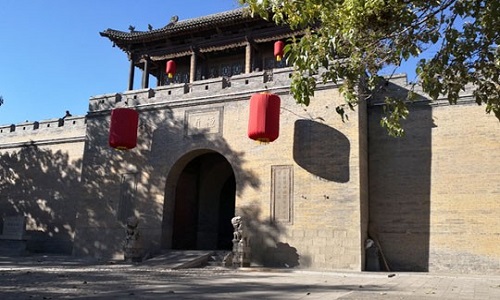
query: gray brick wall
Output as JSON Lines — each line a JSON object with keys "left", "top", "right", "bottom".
{"left": 73, "top": 70, "right": 367, "bottom": 270}
{"left": 1, "top": 71, "right": 498, "bottom": 274}
{"left": 0, "top": 116, "right": 86, "bottom": 254}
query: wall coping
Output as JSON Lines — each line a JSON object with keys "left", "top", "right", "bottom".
{"left": 0, "top": 116, "right": 86, "bottom": 136}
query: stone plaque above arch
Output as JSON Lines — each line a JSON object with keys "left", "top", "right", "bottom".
{"left": 184, "top": 107, "right": 224, "bottom": 136}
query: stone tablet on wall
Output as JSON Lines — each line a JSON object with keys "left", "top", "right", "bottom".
{"left": 1, "top": 216, "right": 26, "bottom": 240}
{"left": 271, "top": 165, "right": 293, "bottom": 224}
{"left": 118, "top": 173, "right": 137, "bottom": 224}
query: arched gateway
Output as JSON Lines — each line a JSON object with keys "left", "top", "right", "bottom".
{"left": 162, "top": 150, "right": 235, "bottom": 251}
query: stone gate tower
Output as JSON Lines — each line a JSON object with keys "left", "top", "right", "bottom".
{"left": 73, "top": 8, "right": 369, "bottom": 269}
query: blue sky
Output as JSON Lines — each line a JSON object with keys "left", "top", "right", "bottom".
{"left": 0, "top": 0, "right": 427, "bottom": 126}
{"left": 0, "top": 0, "right": 240, "bottom": 125}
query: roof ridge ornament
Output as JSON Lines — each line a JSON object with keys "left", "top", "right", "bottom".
{"left": 164, "top": 15, "right": 179, "bottom": 28}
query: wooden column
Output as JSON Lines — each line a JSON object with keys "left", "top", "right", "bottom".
{"left": 245, "top": 41, "right": 252, "bottom": 74}
{"left": 141, "top": 56, "right": 150, "bottom": 89}
{"left": 157, "top": 69, "right": 162, "bottom": 87}
{"left": 190, "top": 52, "right": 196, "bottom": 83}
{"left": 128, "top": 55, "right": 135, "bottom": 91}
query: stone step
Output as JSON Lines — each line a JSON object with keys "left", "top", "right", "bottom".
{"left": 143, "top": 250, "right": 215, "bottom": 269}
{"left": 206, "top": 251, "right": 232, "bottom": 267}
{"left": 0, "top": 239, "right": 28, "bottom": 256}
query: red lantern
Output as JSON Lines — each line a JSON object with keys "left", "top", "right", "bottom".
{"left": 109, "top": 108, "right": 139, "bottom": 150}
{"left": 248, "top": 93, "right": 281, "bottom": 143}
{"left": 274, "top": 41, "right": 285, "bottom": 62}
{"left": 166, "top": 60, "right": 176, "bottom": 78}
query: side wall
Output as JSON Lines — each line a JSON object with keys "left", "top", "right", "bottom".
{"left": 0, "top": 117, "right": 86, "bottom": 253}
{"left": 369, "top": 76, "right": 500, "bottom": 274}
{"left": 428, "top": 102, "right": 499, "bottom": 273}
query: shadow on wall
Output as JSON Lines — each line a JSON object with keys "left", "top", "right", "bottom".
{"left": 0, "top": 102, "right": 261, "bottom": 258}
{"left": 72, "top": 108, "right": 179, "bottom": 257}
{"left": 0, "top": 145, "right": 82, "bottom": 254}
{"left": 149, "top": 106, "right": 261, "bottom": 251}
{"left": 75, "top": 104, "right": 261, "bottom": 258}
{"left": 150, "top": 116, "right": 261, "bottom": 197}
{"left": 368, "top": 82, "right": 435, "bottom": 271}
{"left": 238, "top": 204, "right": 306, "bottom": 268}
{"left": 293, "top": 120, "right": 350, "bottom": 183}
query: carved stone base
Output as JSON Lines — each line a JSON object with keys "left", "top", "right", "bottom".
{"left": 124, "top": 245, "right": 143, "bottom": 262}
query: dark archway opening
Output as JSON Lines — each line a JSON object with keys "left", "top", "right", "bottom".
{"left": 172, "top": 152, "right": 235, "bottom": 250}
{"left": 217, "top": 174, "right": 236, "bottom": 249}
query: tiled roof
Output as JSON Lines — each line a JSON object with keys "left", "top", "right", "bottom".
{"left": 100, "top": 8, "right": 254, "bottom": 42}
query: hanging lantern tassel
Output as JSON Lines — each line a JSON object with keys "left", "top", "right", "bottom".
{"left": 166, "top": 60, "right": 177, "bottom": 79}
{"left": 248, "top": 93, "right": 281, "bottom": 143}
{"left": 274, "top": 40, "right": 285, "bottom": 62}
{"left": 109, "top": 108, "right": 139, "bottom": 150}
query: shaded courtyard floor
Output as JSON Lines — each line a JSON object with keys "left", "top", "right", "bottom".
{"left": 1, "top": 255, "right": 499, "bottom": 299}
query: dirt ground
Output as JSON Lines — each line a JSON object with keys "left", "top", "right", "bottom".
{"left": 1, "top": 256, "right": 499, "bottom": 299}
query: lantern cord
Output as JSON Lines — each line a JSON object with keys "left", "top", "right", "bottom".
{"left": 280, "top": 106, "right": 317, "bottom": 120}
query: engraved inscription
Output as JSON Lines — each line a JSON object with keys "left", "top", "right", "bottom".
{"left": 185, "top": 108, "right": 223, "bottom": 136}
{"left": 271, "top": 165, "right": 293, "bottom": 223}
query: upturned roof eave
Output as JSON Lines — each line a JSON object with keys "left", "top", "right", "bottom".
{"left": 99, "top": 7, "right": 256, "bottom": 45}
